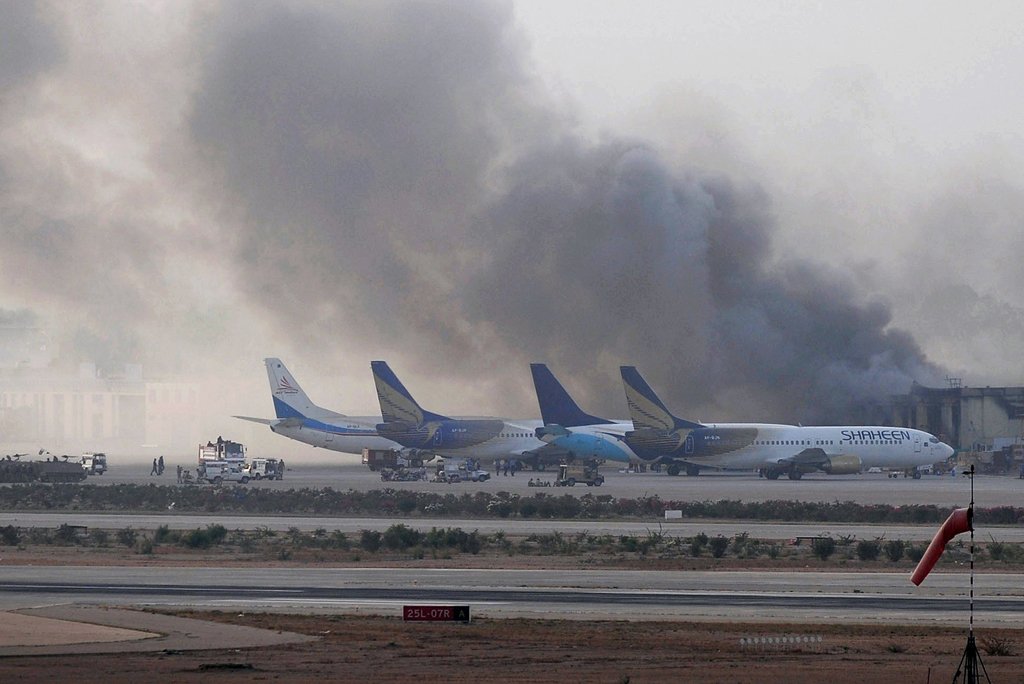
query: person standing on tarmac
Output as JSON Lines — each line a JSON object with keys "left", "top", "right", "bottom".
{"left": 150, "top": 458, "right": 158, "bottom": 476}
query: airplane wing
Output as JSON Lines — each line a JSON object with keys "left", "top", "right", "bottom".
{"left": 769, "top": 448, "right": 829, "bottom": 469}
{"left": 233, "top": 415, "right": 304, "bottom": 428}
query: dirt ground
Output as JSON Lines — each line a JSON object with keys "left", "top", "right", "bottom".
{"left": 0, "top": 612, "right": 1021, "bottom": 683}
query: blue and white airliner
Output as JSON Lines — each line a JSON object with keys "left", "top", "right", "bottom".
{"left": 530, "top": 363, "right": 638, "bottom": 465}
{"left": 621, "top": 366, "right": 955, "bottom": 479}
{"left": 234, "top": 358, "right": 399, "bottom": 453}
{"left": 371, "top": 360, "right": 547, "bottom": 461}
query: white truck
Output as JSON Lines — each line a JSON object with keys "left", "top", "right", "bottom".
{"left": 197, "top": 460, "right": 250, "bottom": 485}
{"left": 434, "top": 459, "right": 491, "bottom": 483}
{"left": 198, "top": 437, "right": 245, "bottom": 465}
{"left": 243, "top": 458, "right": 285, "bottom": 481}
{"left": 80, "top": 452, "right": 107, "bottom": 475}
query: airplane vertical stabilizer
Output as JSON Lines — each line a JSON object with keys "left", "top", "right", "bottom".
{"left": 264, "top": 358, "right": 337, "bottom": 420}
{"left": 531, "top": 363, "right": 613, "bottom": 427}
{"left": 371, "top": 361, "right": 449, "bottom": 424}
{"left": 620, "top": 366, "right": 703, "bottom": 431}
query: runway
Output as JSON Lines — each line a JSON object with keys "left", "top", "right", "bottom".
{"left": 0, "top": 567, "right": 1020, "bottom": 626}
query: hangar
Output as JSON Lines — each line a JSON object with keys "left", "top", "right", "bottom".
{"left": 890, "top": 379, "right": 1024, "bottom": 472}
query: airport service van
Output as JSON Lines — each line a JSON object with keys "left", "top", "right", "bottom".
{"left": 243, "top": 458, "right": 285, "bottom": 481}
{"left": 197, "top": 461, "right": 250, "bottom": 485}
{"left": 80, "top": 452, "right": 107, "bottom": 475}
{"left": 434, "top": 459, "right": 491, "bottom": 483}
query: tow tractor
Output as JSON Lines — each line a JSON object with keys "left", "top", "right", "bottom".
{"left": 555, "top": 462, "right": 604, "bottom": 487}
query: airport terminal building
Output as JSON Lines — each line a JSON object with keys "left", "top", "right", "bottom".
{"left": 890, "top": 381, "right": 1024, "bottom": 470}
{"left": 0, "top": 328, "right": 200, "bottom": 454}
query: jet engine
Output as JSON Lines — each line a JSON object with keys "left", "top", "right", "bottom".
{"left": 822, "top": 454, "right": 862, "bottom": 475}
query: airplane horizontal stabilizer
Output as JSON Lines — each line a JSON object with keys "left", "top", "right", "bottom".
{"left": 233, "top": 415, "right": 277, "bottom": 425}
{"left": 233, "top": 415, "right": 304, "bottom": 428}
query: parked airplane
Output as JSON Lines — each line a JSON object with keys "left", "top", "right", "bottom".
{"left": 234, "top": 358, "right": 399, "bottom": 454}
{"left": 620, "top": 366, "right": 954, "bottom": 479}
{"left": 371, "top": 360, "right": 546, "bottom": 461}
{"left": 530, "top": 363, "right": 638, "bottom": 465}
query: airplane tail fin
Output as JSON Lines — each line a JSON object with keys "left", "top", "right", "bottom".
{"left": 264, "top": 358, "right": 336, "bottom": 420}
{"left": 371, "top": 361, "right": 449, "bottom": 425}
{"left": 620, "top": 366, "right": 703, "bottom": 431}
{"left": 530, "top": 364, "right": 612, "bottom": 427}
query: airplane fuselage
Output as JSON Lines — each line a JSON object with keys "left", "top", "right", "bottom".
{"left": 270, "top": 415, "right": 399, "bottom": 454}
{"left": 376, "top": 418, "right": 545, "bottom": 460}
{"left": 535, "top": 422, "right": 639, "bottom": 464}
{"left": 628, "top": 423, "right": 951, "bottom": 472}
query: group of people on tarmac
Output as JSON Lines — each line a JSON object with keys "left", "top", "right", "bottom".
{"left": 149, "top": 455, "right": 165, "bottom": 476}
{"left": 495, "top": 458, "right": 520, "bottom": 477}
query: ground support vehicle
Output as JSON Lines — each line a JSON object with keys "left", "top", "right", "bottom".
{"left": 196, "top": 461, "right": 250, "bottom": 485}
{"left": 433, "top": 459, "right": 491, "bottom": 483}
{"left": 198, "top": 437, "right": 245, "bottom": 465}
{"left": 243, "top": 458, "right": 284, "bottom": 480}
{"left": 555, "top": 463, "right": 604, "bottom": 487}
{"left": 362, "top": 448, "right": 427, "bottom": 471}
{"left": 80, "top": 452, "right": 107, "bottom": 475}
{"left": 381, "top": 467, "right": 428, "bottom": 482}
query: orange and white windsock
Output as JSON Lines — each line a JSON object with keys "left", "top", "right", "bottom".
{"left": 910, "top": 507, "right": 973, "bottom": 586}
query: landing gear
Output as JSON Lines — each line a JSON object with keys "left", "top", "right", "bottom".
{"left": 685, "top": 464, "right": 700, "bottom": 477}
{"left": 787, "top": 469, "right": 803, "bottom": 480}
{"left": 666, "top": 463, "right": 681, "bottom": 476}
{"left": 764, "top": 468, "right": 782, "bottom": 480}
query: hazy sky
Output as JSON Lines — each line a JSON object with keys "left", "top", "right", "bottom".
{"left": 2, "top": 1, "right": 1023, "bottom": 452}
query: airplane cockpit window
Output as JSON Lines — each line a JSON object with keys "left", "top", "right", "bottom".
{"left": 929, "top": 436, "right": 939, "bottom": 444}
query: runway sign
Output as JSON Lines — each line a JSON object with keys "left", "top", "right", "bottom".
{"left": 403, "top": 605, "right": 471, "bottom": 622}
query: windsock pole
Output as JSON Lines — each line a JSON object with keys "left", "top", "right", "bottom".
{"left": 969, "top": 463, "right": 974, "bottom": 636}
{"left": 953, "top": 464, "right": 990, "bottom": 684}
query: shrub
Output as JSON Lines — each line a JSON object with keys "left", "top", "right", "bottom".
{"left": 360, "top": 530, "right": 382, "bottom": 552}
{"left": 0, "top": 525, "right": 20, "bottom": 546}
{"left": 383, "top": 524, "right": 422, "bottom": 550}
{"left": 856, "top": 539, "right": 881, "bottom": 561}
{"left": 180, "top": 524, "right": 228, "bottom": 549}
{"left": 709, "top": 535, "right": 729, "bottom": 558}
{"left": 117, "top": 527, "right": 137, "bottom": 547}
{"left": 812, "top": 537, "right": 836, "bottom": 561}
{"left": 907, "top": 545, "right": 926, "bottom": 563}
{"left": 980, "top": 636, "right": 1014, "bottom": 656}
{"left": 89, "top": 528, "right": 109, "bottom": 547}
{"left": 329, "top": 530, "right": 350, "bottom": 550}
{"left": 136, "top": 538, "right": 154, "bottom": 555}
{"left": 884, "top": 540, "right": 905, "bottom": 562}
{"left": 519, "top": 501, "right": 538, "bottom": 518}
{"left": 690, "top": 532, "right": 708, "bottom": 557}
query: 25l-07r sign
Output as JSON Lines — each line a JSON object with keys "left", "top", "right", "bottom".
{"left": 403, "top": 605, "right": 471, "bottom": 622}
